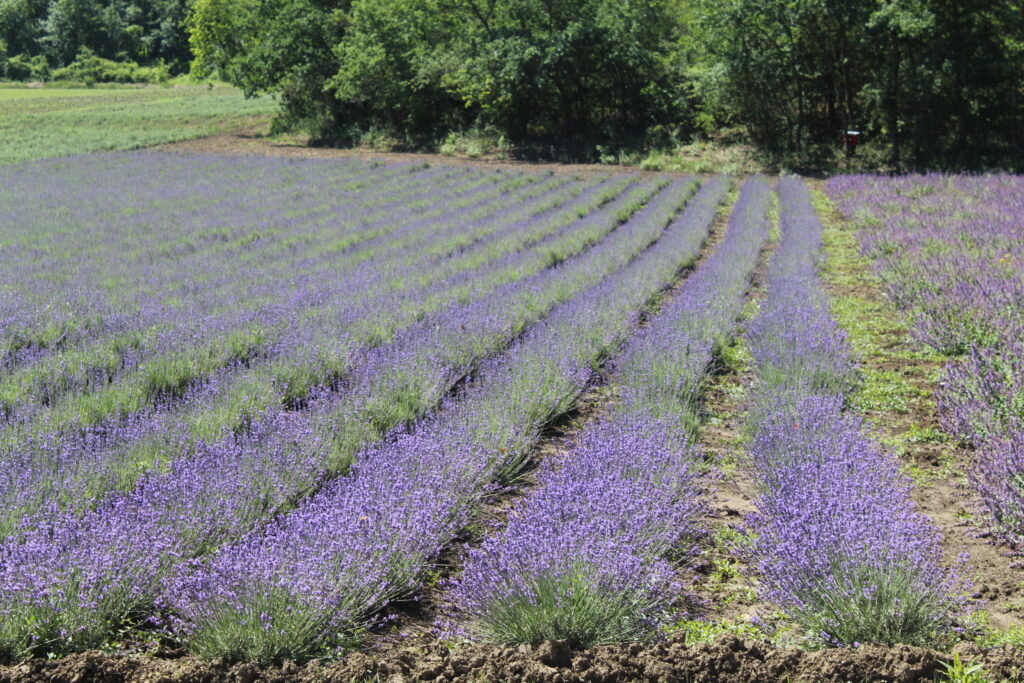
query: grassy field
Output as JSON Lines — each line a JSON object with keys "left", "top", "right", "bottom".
{"left": 0, "top": 84, "right": 276, "bottom": 164}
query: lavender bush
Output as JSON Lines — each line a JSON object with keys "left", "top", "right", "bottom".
{"left": 165, "top": 176, "right": 721, "bottom": 662}
{"left": 442, "top": 418, "right": 703, "bottom": 647}
{"left": 742, "top": 395, "right": 964, "bottom": 647}
{"left": 0, "top": 162, "right": 704, "bottom": 661}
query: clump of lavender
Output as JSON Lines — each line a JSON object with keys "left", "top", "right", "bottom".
{"left": 162, "top": 175, "right": 719, "bottom": 661}
{"left": 966, "top": 430, "right": 1024, "bottom": 547}
{"left": 441, "top": 418, "right": 702, "bottom": 647}
{"left": 742, "top": 395, "right": 966, "bottom": 647}
{"left": 938, "top": 339, "right": 1024, "bottom": 446}
{"left": 439, "top": 178, "right": 773, "bottom": 647}
{"left": 826, "top": 173, "right": 1024, "bottom": 546}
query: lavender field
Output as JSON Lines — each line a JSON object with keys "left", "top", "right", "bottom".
{"left": 0, "top": 153, "right": 1022, "bottom": 681}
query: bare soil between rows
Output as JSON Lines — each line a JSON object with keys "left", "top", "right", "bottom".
{"left": 3, "top": 637, "right": 1023, "bottom": 682}
{"left": 153, "top": 132, "right": 687, "bottom": 178}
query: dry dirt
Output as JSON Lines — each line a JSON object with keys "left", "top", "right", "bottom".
{"left": 153, "top": 132, "right": 686, "bottom": 178}
{"left": 688, "top": 186, "right": 777, "bottom": 626}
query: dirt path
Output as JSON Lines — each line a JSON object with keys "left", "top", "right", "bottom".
{"left": 5, "top": 636, "right": 1024, "bottom": 683}
{"left": 686, "top": 182, "right": 776, "bottom": 632}
{"left": 152, "top": 132, "right": 684, "bottom": 178}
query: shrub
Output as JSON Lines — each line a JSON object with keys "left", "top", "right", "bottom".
{"left": 5, "top": 54, "right": 49, "bottom": 81}
{"left": 51, "top": 49, "right": 170, "bottom": 84}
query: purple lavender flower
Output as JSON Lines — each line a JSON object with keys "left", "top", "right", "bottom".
{"left": 742, "top": 394, "right": 966, "bottom": 647}
{"left": 164, "top": 176, "right": 721, "bottom": 662}
{"left": 0, "top": 167, "right": 708, "bottom": 661}
{"left": 439, "top": 177, "right": 777, "bottom": 648}
{"left": 440, "top": 417, "right": 704, "bottom": 647}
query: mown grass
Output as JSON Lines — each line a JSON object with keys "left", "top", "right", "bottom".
{"left": 0, "top": 84, "right": 276, "bottom": 164}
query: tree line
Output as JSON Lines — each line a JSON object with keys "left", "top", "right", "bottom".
{"left": 4, "top": 0, "right": 1023, "bottom": 170}
{"left": 1, "top": 0, "right": 192, "bottom": 77}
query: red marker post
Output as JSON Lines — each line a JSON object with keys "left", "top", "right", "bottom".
{"left": 844, "top": 130, "right": 861, "bottom": 157}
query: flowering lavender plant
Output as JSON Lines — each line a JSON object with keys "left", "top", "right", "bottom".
{"left": 165, "top": 176, "right": 721, "bottom": 661}
{"left": 742, "top": 177, "right": 964, "bottom": 648}
{"left": 442, "top": 417, "right": 703, "bottom": 647}
{"left": 742, "top": 395, "right": 965, "bottom": 647}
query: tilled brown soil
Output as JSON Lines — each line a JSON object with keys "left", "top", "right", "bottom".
{"left": 3, "top": 637, "right": 1023, "bottom": 682}
{"left": 153, "top": 132, "right": 683, "bottom": 178}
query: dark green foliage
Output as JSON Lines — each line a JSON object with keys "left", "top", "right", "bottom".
{"left": 1, "top": 0, "right": 192, "bottom": 76}
{"left": 3, "top": 52, "right": 48, "bottom": 80}
{"left": 697, "top": 0, "right": 1024, "bottom": 171}
{"left": 436, "top": 0, "right": 683, "bottom": 143}
{"left": 193, "top": 0, "right": 691, "bottom": 151}
{"left": 50, "top": 47, "right": 169, "bottom": 82}
{"left": 0, "top": 0, "right": 49, "bottom": 58}
{"left": 3, "top": 0, "right": 1023, "bottom": 169}
{"left": 192, "top": 0, "right": 1024, "bottom": 169}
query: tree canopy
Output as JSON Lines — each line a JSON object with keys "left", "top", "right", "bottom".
{"left": 4, "top": 0, "right": 1023, "bottom": 170}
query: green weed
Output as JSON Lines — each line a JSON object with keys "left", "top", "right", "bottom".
{"left": 664, "top": 618, "right": 763, "bottom": 645}
{"left": 936, "top": 654, "right": 991, "bottom": 683}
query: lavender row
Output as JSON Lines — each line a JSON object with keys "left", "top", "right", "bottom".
{"left": 0, "top": 175, "right": 647, "bottom": 532}
{"left": 165, "top": 176, "right": 716, "bottom": 663}
{"left": 741, "top": 178, "right": 962, "bottom": 648}
{"left": 0, "top": 170, "right": 578, "bottom": 426}
{"left": 0, "top": 158, "right": 562, "bottom": 412}
{"left": 439, "top": 177, "right": 777, "bottom": 648}
{"left": 826, "top": 173, "right": 1024, "bottom": 547}
{"left": 0, "top": 177, "right": 701, "bottom": 660}
{"left": 616, "top": 177, "right": 767, "bottom": 433}
{"left": 0, "top": 155, "right": 456, "bottom": 366}
{"left": 0, "top": 161, "right": 485, "bottom": 402}
{"left": 0, "top": 162, "right": 546, "bottom": 420}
